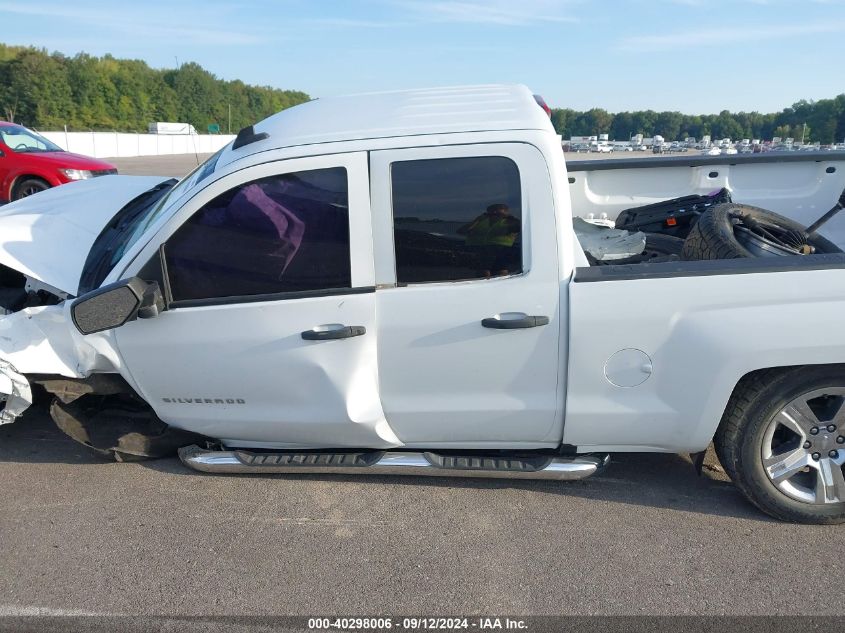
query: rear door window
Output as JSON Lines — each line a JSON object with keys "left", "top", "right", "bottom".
{"left": 390, "top": 157, "right": 522, "bottom": 283}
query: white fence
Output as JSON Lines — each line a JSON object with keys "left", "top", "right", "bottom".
{"left": 39, "top": 131, "right": 236, "bottom": 159}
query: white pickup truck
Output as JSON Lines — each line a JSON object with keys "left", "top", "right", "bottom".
{"left": 1, "top": 85, "right": 845, "bottom": 524}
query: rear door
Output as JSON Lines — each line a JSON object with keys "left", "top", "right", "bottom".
{"left": 370, "top": 143, "right": 562, "bottom": 448}
{"left": 114, "top": 152, "right": 395, "bottom": 448}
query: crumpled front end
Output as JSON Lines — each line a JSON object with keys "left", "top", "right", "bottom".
{"left": 0, "top": 291, "right": 204, "bottom": 459}
{"left": 0, "top": 295, "right": 117, "bottom": 424}
{"left": 0, "top": 358, "right": 32, "bottom": 424}
{"left": 0, "top": 272, "right": 74, "bottom": 424}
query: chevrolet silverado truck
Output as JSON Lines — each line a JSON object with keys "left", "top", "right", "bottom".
{"left": 1, "top": 85, "right": 845, "bottom": 524}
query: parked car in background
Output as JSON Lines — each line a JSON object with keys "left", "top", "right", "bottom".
{"left": 0, "top": 123, "right": 117, "bottom": 201}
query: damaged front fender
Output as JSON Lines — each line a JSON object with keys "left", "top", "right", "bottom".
{"left": 0, "top": 303, "right": 126, "bottom": 423}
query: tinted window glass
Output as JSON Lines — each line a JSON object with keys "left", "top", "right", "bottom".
{"left": 165, "top": 167, "right": 350, "bottom": 302}
{"left": 391, "top": 157, "right": 522, "bottom": 283}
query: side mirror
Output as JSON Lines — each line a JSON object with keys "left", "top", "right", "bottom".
{"left": 71, "top": 277, "right": 164, "bottom": 335}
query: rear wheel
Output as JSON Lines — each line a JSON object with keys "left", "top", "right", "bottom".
{"left": 12, "top": 177, "right": 49, "bottom": 200}
{"left": 715, "top": 366, "right": 845, "bottom": 524}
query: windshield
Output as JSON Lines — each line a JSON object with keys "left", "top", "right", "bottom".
{"left": 0, "top": 125, "right": 63, "bottom": 153}
{"left": 78, "top": 180, "right": 177, "bottom": 294}
{"left": 77, "top": 147, "right": 227, "bottom": 294}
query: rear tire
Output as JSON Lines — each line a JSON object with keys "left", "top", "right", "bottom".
{"left": 12, "top": 177, "right": 50, "bottom": 201}
{"left": 715, "top": 366, "right": 845, "bottom": 524}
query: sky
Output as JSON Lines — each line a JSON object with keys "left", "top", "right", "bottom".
{"left": 0, "top": 0, "right": 843, "bottom": 114}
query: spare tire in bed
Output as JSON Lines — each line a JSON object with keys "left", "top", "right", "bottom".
{"left": 681, "top": 203, "right": 842, "bottom": 260}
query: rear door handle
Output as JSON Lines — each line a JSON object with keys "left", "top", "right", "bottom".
{"left": 301, "top": 324, "right": 366, "bottom": 340}
{"left": 481, "top": 313, "right": 550, "bottom": 329}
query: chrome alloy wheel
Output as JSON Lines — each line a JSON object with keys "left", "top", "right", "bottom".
{"left": 762, "top": 387, "right": 845, "bottom": 504}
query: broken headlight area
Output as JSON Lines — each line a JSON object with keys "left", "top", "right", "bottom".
{"left": 0, "top": 359, "right": 33, "bottom": 424}
{"left": 0, "top": 264, "right": 67, "bottom": 316}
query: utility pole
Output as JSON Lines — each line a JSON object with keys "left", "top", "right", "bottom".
{"left": 228, "top": 104, "right": 231, "bottom": 134}
{"left": 802, "top": 122, "right": 806, "bottom": 144}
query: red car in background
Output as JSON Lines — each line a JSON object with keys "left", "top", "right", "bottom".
{"left": 0, "top": 122, "right": 117, "bottom": 202}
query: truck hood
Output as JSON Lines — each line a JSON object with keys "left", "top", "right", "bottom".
{"left": 0, "top": 175, "right": 170, "bottom": 295}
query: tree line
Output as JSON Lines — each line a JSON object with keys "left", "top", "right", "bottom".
{"left": 551, "top": 96, "right": 845, "bottom": 144}
{"left": 1, "top": 44, "right": 843, "bottom": 143}
{"left": 0, "top": 45, "right": 310, "bottom": 133}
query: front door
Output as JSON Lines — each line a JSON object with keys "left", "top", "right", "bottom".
{"left": 114, "top": 153, "right": 396, "bottom": 449}
{"left": 370, "top": 143, "right": 562, "bottom": 448}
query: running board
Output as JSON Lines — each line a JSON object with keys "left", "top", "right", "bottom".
{"left": 178, "top": 445, "right": 609, "bottom": 480}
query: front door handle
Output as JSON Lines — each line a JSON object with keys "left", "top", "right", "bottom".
{"left": 482, "top": 313, "right": 550, "bottom": 329}
{"left": 301, "top": 324, "right": 366, "bottom": 340}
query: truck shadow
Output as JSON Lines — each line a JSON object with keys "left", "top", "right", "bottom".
{"left": 0, "top": 405, "right": 770, "bottom": 522}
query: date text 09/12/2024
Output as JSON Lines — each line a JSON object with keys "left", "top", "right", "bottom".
{"left": 307, "top": 617, "right": 528, "bottom": 630}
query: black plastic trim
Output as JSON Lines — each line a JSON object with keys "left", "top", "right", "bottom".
{"left": 481, "top": 315, "right": 549, "bottom": 329}
{"left": 566, "top": 151, "right": 845, "bottom": 172}
{"left": 70, "top": 277, "right": 147, "bottom": 334}
{"left": 233, "top": 450, "right": 384, "bottom": 467}
{"left": 232, "top": 125, "right": 269, "bottom": 150}
{"left": 301, "top": 325, "right": 366, "bottom": 340}
{"left": 573, "top": 253, "right": 845, "bottom": 282}
{"left": 158, "top": 245, "right": 175, "bottom": 307}
{"left": 423, "top": 452, "right": 554, "bottom": 471}
{"left": 170, "top": 285, "right": 376, "bottom": 309}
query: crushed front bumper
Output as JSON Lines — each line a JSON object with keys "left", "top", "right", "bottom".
{"left": 0, "top": 359, "right": 32, "bottom": 424}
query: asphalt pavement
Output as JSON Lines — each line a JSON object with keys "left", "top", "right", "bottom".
{"left": 1, "top": 405, "right": 843, "bottom": 617}
{"left": 110, "top": 153, "right": 215, "bottom": 177}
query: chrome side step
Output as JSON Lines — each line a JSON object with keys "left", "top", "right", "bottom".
{"left": 178, "top": 445, "right": 609, "bottom": 481}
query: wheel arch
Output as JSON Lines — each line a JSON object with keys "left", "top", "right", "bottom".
{"left": 9, "top": 173, "right": 57, "bottom": 199}
{"left": 710, "top": 363, "right": 845, "bottom": 446}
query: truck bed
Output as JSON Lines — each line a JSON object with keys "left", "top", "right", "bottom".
{"left": 566, "top": 151, "right": 845, "bottom": 248}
